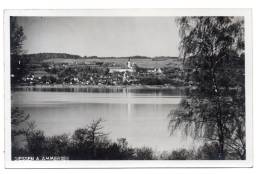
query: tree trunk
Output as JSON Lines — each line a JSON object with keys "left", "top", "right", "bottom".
{"left": 217, "top": 107, "right": 225, "bottom": 160}
{"left": 212, "top": 66, "right": 225, "bottom": 160}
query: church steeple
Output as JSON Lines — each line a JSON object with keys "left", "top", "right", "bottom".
{"left": 127, "top": 58, "right": 131, "bottom": 69}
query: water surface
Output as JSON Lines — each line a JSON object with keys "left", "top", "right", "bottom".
{"left": 12, "top": 88, "right": 194, "bottom": 151}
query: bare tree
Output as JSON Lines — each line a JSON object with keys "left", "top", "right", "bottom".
{"left": 72, "top": 118, "right": 108, "bottom": 159}
{"left": 86, "top": 118, "right": 108, "bottom": 158}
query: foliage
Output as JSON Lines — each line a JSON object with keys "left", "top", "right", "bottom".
{"left": 11, "top": 107, "right": 31, "bottom": 159}
{"left": 10, "top": 17, "right": 26, "bottom": 55}
{"left": 10, "top": 17, "right": 30, "bottom": 86}
{"left": 168, "top": 17, "right": 245, "bottom": 160}
{"left": 105, "top": 138, "right": 135, "bottom": 160}
{"left": 195, "top": 142, "right": 220, "bottom": 160}
{"left": 41, "top": 75, "right": 58, "bottom": 84}
{"left": 11, "top": 107, "right": 31, "bottom": 146}
{"left": 69, "top": 118, "right": 110, "bottom": 159}
{"left": 26, "top": 129, "right": 46, "bottom": 157}
{"left": 11, "top": 107, "right": 29, "bottom": 129}
{"left": 45, "top": 134, "right": 70, "bottom": 156}
{"left": 135, "top": 147, "right": 155, "bottom": 160}
{"left": 167, "top": 149, "right": 195, "bottom": 160}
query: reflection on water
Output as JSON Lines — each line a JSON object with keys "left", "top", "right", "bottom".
{"left": 13, "top": 86, "right": 185, "bottom": 96}
{"left": 12, "top": 89, "right": 194, "bottom": 151}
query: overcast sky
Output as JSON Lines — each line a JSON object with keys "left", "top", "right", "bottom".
{"left": 17, "top": 17, "right": 179, "bottom": 57}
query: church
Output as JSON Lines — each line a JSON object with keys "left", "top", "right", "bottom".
{"left": 108, "top": 58, "right": 135, "bottom": 73}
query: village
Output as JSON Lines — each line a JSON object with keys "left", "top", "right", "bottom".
{"left": 15, "top": 57, "right": 184, "bottom": 87}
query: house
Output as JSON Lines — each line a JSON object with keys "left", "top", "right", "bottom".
{"left": 147, "top": 67, "right": 163, "bottom": 74}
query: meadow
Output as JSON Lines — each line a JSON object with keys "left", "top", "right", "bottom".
{"left": 43, "top": 57, "right": 182, "bottom": 68}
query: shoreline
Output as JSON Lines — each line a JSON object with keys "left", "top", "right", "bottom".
{"left": 12, "top": 84, "right": 187, "bottom": 90}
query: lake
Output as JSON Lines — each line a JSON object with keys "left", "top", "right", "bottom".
{"left": 12, "top": 87, "right": 195, "bottom": 151}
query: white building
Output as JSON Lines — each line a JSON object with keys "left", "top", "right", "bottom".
{"left": 109, "top": 67, "right": 134, "bottom": 73}
{"left": 147, "top": 67, "right": 163, "bottom": 74}
{"left": 109, "top": 58, "right": 135, "bottom": 73}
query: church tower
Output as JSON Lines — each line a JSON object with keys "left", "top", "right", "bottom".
{"left": 127, "top": 58, "right": 131, "bottom": 69}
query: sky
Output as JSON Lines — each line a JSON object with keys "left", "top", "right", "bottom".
{"left": 17, "top": 17, "right": 179, "bottom": 57}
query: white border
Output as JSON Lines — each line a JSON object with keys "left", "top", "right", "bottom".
{"left": 3, "top": 9, "right": 253, "bottom": 168}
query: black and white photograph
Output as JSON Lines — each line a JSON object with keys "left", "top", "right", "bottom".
{"left": 4, "top": 9, "right": 253, "bottom": 168}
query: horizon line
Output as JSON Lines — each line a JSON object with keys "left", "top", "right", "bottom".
{"left": 21, "top": 52, "right": 180, "bottom": 58}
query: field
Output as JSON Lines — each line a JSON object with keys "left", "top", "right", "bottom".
{"left": 43, "top": 57, "right": 182, "bottom": 68}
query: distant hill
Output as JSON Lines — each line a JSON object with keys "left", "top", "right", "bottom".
{"left": 83, "top": 55, "right": 151, "bottom": 59}
{"left": 83, "top": 56, "right": 179, "bottom": 60}
{"left": 152, "top": 56, "right": 179, "bottom": 61}
{"left": 21, "top": 53, "right": 180, "bottom": 63}
{"left": 21, "top": 53, "right": 83, "bottom": 63}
